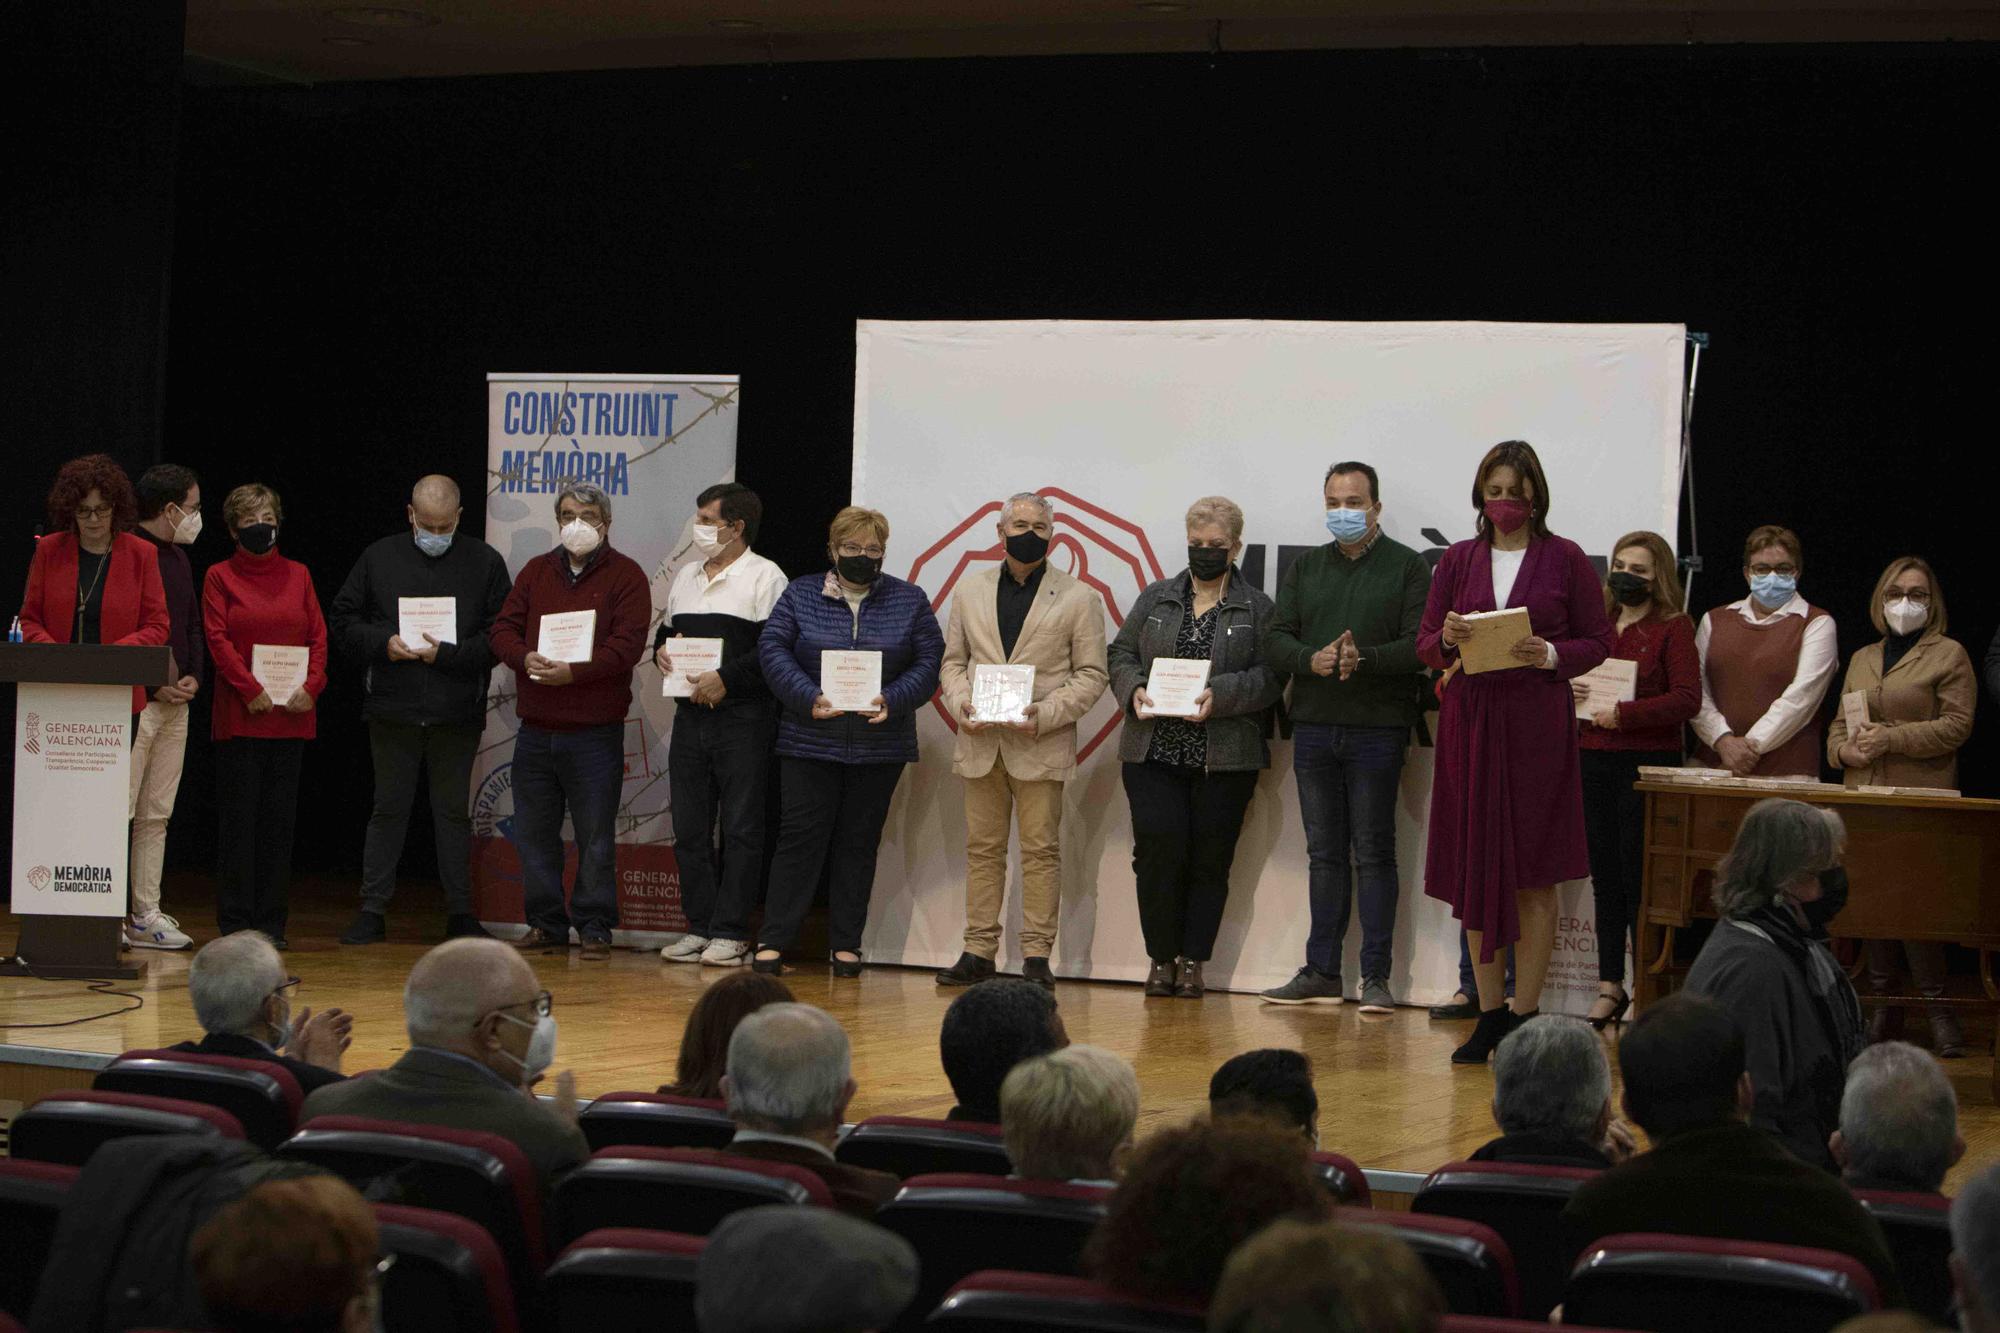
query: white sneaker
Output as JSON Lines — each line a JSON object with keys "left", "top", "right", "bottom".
{"left": 700, "top": 938, "right": 751, "bottom": 967}
{"left": 126, "top": 912, "right": 192, "bottom": 951}
{"left": 660, "top": 934, "right": 710, "bottom": 962}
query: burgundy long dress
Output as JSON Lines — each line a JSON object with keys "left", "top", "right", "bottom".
{"left": 1418, "top": 534, "right": 1615, "bottom": 960}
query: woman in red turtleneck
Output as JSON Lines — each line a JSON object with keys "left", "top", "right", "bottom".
{"left": 201, "top": 483, "right": 327, "bottom": 947}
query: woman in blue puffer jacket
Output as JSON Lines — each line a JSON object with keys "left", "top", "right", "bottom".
{"left": 752, "top": 505, "right": 944, "bottom": 976}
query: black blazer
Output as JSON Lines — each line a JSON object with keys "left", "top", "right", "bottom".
{"left": 692, "top": 1138, "right": 901, "bottom": 1219}
{"left": 1469, "top": 1130, "right": 1611, "bottom": 1170}
{"left": 171, "top": 1031, "right": 348, "bottom": 1095}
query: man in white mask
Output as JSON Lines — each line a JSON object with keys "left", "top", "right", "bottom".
{"left": 302, "top": 938, "right": 588, "bottom": 1190}
{"left": 172, "top": 930, "right": 353, "bottom": 1093}
{"left": 489, "top": 483, "right": 651, "bottom": 961}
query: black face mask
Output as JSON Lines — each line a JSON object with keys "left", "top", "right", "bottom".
{"left": 836, "top": 554, "right": 882, "bottom": 585}
{"left": 1005, "top": 531, "right": 1050, "bottom": 565}
{"left": 1607, "top": 571, "right": 1652, "bottom": 607}
{"left": 1801, "top": 866, "right": 1849, "bottom": 929}
{"left": 236, "top": 523, "right": 277, "bottom": 555}
{"left": 1187, "top": 546, "right": 1230, "bottom": 581}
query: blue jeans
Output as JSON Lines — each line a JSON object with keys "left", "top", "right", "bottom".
{"left": 1457, "top": 930, "right": 1517, "bottom": 999}
{"left": 513, "top": 722, "right": 624, "bottom": 940}
{"left": 1293, "top": 722, "right": 1406, "bottom": 981}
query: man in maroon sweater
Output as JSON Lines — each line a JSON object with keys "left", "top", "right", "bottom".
{"left": 488, "top": 484, "right": 650, "bottom": 960}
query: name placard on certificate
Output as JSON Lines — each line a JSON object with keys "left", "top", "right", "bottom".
{"left": 1573, "top": 657, "right": 1638, "bottom": 721}
{"left": 536, "top": 609, "right": 597, "bottom": 664}
{"left": 251, "top": 644, "right": 309, "bottom": 703}
{"left": 398, "top": 596, "right": 458, "bottom": 647}
{"left": 971, "top": 664, "right": 1036, "bottom": 724}
{"left": 1145, "top": 657, "right": 1211, "bottom": 718}
{"left": 822, "top": 650, "right": 883, "bottom": 713}
{"left": 660, "top": 637, "right": 724, "bottom": 698}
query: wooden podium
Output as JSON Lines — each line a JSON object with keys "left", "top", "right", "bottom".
{"left": 1637, "top": 779, "right": 2000, "bottom": 1099}
{"left": 1, "top": 642, "right": 175, "bottom": 979}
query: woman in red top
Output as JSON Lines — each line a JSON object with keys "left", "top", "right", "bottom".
{"left": 201, "top": 483, "right": 327, "bottom": 946}
{"left": 18, "top": 454, "right": 171, "bottom": 714}
{"left": 1573, "top": 530, "right": 1701, "bottom": 1029}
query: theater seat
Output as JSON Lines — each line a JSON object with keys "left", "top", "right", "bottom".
{"left": 834, "top": 1115, "right": 1012, "bottom": 1178}
{"left": 96, "top": 1049, "right": 304, "bottom": 1151}
{"left": 0, "top": 1159, "right": 77, "bottom": 1321}
{"left": 577, "top": 1092, "right": 735, "bottom": 1151}
{"left": 551, "top": 1146, "right": 832, "bottom": 1243}
{"left": 1411, "top": 1159, "right": 1599, "bottom": 1318}
{"left": 1856, "top": 1188, "right": 1955, "bottom": 1326}
{"left": 1310, "top": 1150, "right": 1372, "bottom": 1206}
{"left": 874, "top": 1174, "right": 1110, "bottom": 1330}
{"left": 542, "top": 1227, "right": 705, "bottom": 1333}
{"left": 1440, "top": 1319, "right": 1638, "bottom": 1332}
{"left": 1564, "top": 1232, "right": 1878, "bottom": 1331}
{"left": 1341, "top": 1209, "right": 1519, "bottom": 1316}
{"left": 278, "top": 1116, "right": 547, "bottom": 1282}
{"left": 373, "top": 1203, "right": 519, "bottom": 1333}
{"left": 928, "top": 1270, "right": 1206, "bottom": 1333}
{"left": 9, "top": 1089, "right": 245, "bottom": 1166}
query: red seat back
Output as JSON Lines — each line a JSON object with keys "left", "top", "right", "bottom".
{"left": 10, "top": 1089, "right": 244, "bottom": 1165}
{"left": 930, "top": 1270, "right": 1205, "bottom": 1332}
{"left": 835, "top": 1115, "right": 1012, "bottom": 1178}
{"left": 1341, "top": 1208, "right": 1519, "bottom": 1316}
{"left": 1565, "top": 1231, "right": 1879, "bottom": 1331}
{"left": 876, "top": 1174, "right": 1111, "bottom": 1330}
{"left": 0, "top": 1160, "right": 78, "bottom": 1321}
{"left": 98, "top": 1049, "right": 303, "bottom": 1150}
{"left": 543, "top": 1227, "right": 706, "bottom": 1333}
{"left": 1310, "top": 1149, "right": 1372, "bottom": 1206}
{"left": 553, "top": 1146, "right": 833, "bottom": 1243}
{"left": 373, "top": 1203, "right": 520, "bottom": 1333}
{"left": 1856, "top": 1188, "right": 1955, "bottom": 1326}
{"left": 577, "top": 1092, "right": 736, "bottom": 1152}
{"left": 1412, "top": 1159, "right": 1599, "bottom": 1318}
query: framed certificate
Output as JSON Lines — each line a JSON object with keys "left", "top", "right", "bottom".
{"left": 536, "top": 609, "right": 597, "bottom": 664}
{"left": 1144, "top": 657, "right": 1211, "bottom": 718}
{"left": 822, "top": 650, "right": 883, "bottom": 713}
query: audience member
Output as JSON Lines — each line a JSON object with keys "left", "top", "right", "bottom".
{"left": 1472, "top": 1015, "right": 1627, "bottom": 1168}
{"left": 658, "top": 970, "right": 796, "bottom": 1101}
{"left": 173, "top": 932, "right": 352, "bottom": 1093}
{"left": 1001, "top": 1044, "right": 1140, "bottom": 1184}
{"left": 301, "top": 938, "right": 587, "bottom": 1188}
{"left": 192, "top": 1175, "right": 381, "bottom": 1333}
{"left": 696, "top": 1206, "right": 918, "bottom": 1333}
{"left": 1209, "top": 1218, "right": 1445, "bottom": 1333}
{"left": 1560, "top": 993, "right": 1902, "bottom": 1304}
{"left": 704, "top": 1002, "right": 900, "bottom": 1217}
{"left": 1086, "top": 1116, "right": 1331, "bottom": 1308}
{"left": 939, "top": 978, "right": 1068, "bottom": 1123}
{"left": 1209, "top": 1048, "right": 1319, "bottom": 1146}
{"left": 1952, "top": 1164, "right": 2000, "bottom": 1333}
{"left": 1832, "top": 1041, "right": 1964, "bottom": 1196}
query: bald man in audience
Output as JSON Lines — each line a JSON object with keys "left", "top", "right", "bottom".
{"left": 172, "top": 931, "right": 352, "bottom": 1093}
{"left": 1832, "top": 1041, "right": 1964, "bottom": 1198}
{"left": 301, "top": 938, "right": 586, "bottom": 1187}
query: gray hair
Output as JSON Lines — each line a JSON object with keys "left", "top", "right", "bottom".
{"left": 403, "top": 938, "right": 532, "bottom": 1048}
{"left": 1184, "top": 495, "right": 1245, "bottom": 544}
{"left": 1952, "top": 1164, "right": 2000, "bottom": 1323}
{"left": 554, "top": 482, "right": 613, "bottom": 523}
{"left": 1491, "top": 1015, "right": 1612, "bottom": 1143}
{"left": 725, "top": 1003, "right": 852, "bottom": 1135}
{"left": 1000, "top": 1044, "right": 1140, "bottom": 1182}
{"left": 1712, "top": 799, "right": 1846, "bottom": 919}
{"left": 1000, "top": 492, "right": 1053, "bottom": 525}
{"left": 189, "top": 932, "right": 286, "bottom": 1036}
{"left": 1839, "top": 1041, "right": 1958, "bottom": 1192}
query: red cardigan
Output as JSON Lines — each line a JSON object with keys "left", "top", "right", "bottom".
{"left": 18, "top": 531, "right": 171, "bottom": 712}
{"left": 201, "top": 546, "right": 329, "bottom": 742}
{"left": 1579, "top": 609, "right": 1701, "bottom": 753}
{"left": 489, "top": 545, "right": 650, "bottom": 730}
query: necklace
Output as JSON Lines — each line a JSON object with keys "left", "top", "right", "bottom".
{"left": 75, "top": 545, "right": 110, "bottom": 640}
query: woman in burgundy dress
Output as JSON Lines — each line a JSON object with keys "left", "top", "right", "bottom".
{"left": 1418, "top": 441, "right": 1615, "bottom": 1064}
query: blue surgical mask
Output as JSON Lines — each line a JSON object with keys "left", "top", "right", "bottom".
{"left": 1325, "top": 508, "right": 1371, "bottom": 544}
{"left": 1749, "top": 571, "right": 1797, "bottom": 607}
{"left": 414, "top": 528, "right": 455, "bottom": 558}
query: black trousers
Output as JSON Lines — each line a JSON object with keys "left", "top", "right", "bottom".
{"left": 1580, "top": 747, "right": 1680, "bottom": 986}
{"left": 669, "top": 703, "right": 776, "bottom": 940}
{"left": 215, "top": 737, "right": 305, "bottom": 938}
{"left": 360, "top": 719, "right": 481, "bottom": 916}
{"left": 1122, "top": 761, "right": 1259, "bottom": 963}
{"left": 754, "top": 757, "right": 906, "bottom": 954}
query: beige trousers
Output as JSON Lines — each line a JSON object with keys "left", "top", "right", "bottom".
{"left": 962, "top": 754, "right": 1066, "bottom": 960}
{"left": 128, "top": 698, "right": 190, "bottom": 919}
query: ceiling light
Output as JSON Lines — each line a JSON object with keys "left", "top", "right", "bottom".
{"left": 711, "top": 17, "right": 762, "bottom": 29}
{"left": 324, "top": 35, "right": 372, "bottom": 46}
{"left": 324, "top": 6, "right": 439, "bottom": 27}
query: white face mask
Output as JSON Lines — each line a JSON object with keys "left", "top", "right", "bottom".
{"left": 170, "top": 505, "right": 202, "bottom": 545}
{"left": 268, "top": 997, "right": 294, "bottom": 1051}
{"left": 496, "top": 1012, "right": 557, "bottom": 1082}
{"left": 559, "top": 519, "right": 602, "bottom": 558}
{"left": 1884, "top": 598, "right": 1928, "bottom": 636}
{"left": 690, "top": 523, "right": 730, "bottom": 557}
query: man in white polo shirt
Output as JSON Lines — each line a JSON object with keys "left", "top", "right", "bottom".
{"left": 654, "top": 483, "right": 787, "bottom": 967}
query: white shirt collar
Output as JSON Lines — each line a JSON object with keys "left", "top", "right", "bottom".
{"left": 1726, "top": 592, "right": 1809, "bottom": 623}
{"left": 730, "top": 1129, "right": 836, "bottom": 1161}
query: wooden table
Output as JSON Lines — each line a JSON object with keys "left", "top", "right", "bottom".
{"left": 1637, "top": 780, "right": 2000, "bottom": 1099}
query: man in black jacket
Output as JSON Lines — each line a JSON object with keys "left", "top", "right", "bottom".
{"left": 172, "top": 931, "right": 352, "bottom": 1093}
{"left": 329, "top": 475, "right": 512, "bottom": 943}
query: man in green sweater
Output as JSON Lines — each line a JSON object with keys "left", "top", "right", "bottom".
{"left": 1259, "top": 462, "right": 1431, "bottom": 1013}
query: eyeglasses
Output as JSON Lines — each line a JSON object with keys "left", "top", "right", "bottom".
{"left": 1887, "top": 590, "right": 1933, "bottom": 604}
{"left": 836, "top": 543, "right": 886, "bottom": 559}
{"left": 270, "top": 976, "right": 301, "bottom": 999}
{"left": 559, "top": 513, "right": 605, "bottom": 529}
{"left": 74, "top": 505, "right": 114, "bottom": 520}
{"left": 505, "top": 989, "right": 554, "bottom": 1018}
{"left": 1748, "top": 563, "right": 1798, "bottom": 577}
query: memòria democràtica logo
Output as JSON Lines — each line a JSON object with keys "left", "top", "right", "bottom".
{"left": 907, "top": 488, "right": 1165, "bottom": 763}
{"left": 27, "top": 865, "right": 51, "bottom": 892}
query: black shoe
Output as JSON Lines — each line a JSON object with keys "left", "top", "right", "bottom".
{"left": 339, "top": 911, "right": 386, "bottom": 945}
{"left": 515, "top": 926, "right": 569, "bottom": 952}
{"left": 1145, "top": 960, "right": 1176, "bottom": 997}
{"left": 445, "top": 914, "right": 493, "bottom": 940}
{"left": 752, "top": 951, "right": 789, "bottom": 976}
{"left": 937, "top": 952, "right": 997, "bottom": 987}
{"left": 1429, "top": 991, "right": 1479, "bottom": 1020}
{"left": 830, "top": 952, "right": 864, "bottom": 978}
{"left": 1586, "top": 989, "right": 1631, "bottom": 1032}
{"left": 1451, "top": 1005, "right": 1515, "bottom": 1064}
{"left": 1022, "top": 957, "right": 1056, "bottom": 990}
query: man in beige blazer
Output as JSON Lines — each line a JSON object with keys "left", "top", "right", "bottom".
{"left": 937, "top": 493, "right": 1109, "bottom": 990}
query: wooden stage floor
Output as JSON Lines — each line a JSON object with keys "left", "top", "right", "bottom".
{"left": 6, "top": 877, "right": 1998, "bottom": 1192}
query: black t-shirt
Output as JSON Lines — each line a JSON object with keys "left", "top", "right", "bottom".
{"left": 75, "top": 548, "right": 110, "bottom": 645}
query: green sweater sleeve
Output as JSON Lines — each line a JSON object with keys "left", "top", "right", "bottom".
{"left": 1358, "top": 548, "right": 1430, "bottom": 676}
{"left": 1262, "top": 556, "right": 1319, "bottom": 677}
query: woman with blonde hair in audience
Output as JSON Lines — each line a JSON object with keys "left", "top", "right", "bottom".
{"left": 1826, "top": 555, "right": 1975, "bottom": 1056}
{"left": 1000, "top": 1043, "right": 1140, "bottom": 1185}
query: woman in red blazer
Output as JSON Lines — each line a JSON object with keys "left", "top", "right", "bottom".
{"left": 18, "top": 454, "right": 171, "bottom": 715}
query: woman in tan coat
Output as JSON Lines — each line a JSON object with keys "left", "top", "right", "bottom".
{"left": 1827, "top": 555, "right": 1975, "bottom": 1055}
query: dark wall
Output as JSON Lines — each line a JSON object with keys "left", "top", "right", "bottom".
{"left": 137, "top": 40, "right": 1999, "bottom": 872}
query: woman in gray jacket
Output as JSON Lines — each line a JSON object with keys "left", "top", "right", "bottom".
{"left": 1107, "top": 496, "right": 1287, "bottom": 998}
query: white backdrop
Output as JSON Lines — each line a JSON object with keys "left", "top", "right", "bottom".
{"left": 852, "top": 320, "right": 1684, "bottom": 1008}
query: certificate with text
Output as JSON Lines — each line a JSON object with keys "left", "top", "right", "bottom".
{"left": 398, "top": 596, "right": 458, "bottom": 647}
{"left": 822, "top": 650, "right": 884, "bottom": 713}
{"left": 1572, "top": 657, "right": 1638, "bottom": 721}
{"left": 251, "top": 644, "right": 310, "bottom": 703}
{"left": 660, "top": 637, "right": 725, "bottom": 698}
{"left": 537, "top": 609, "right": 597, "bottom": 663}
{"left": 1144, "top": 657, "right": 1212, "bottom": 717}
